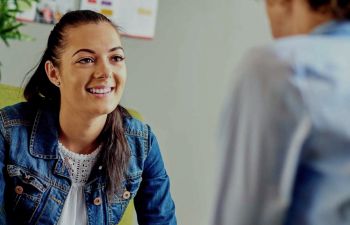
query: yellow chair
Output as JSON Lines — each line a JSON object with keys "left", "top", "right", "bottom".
{"left": 0, "top": 83, "right": 136, "bottom": 225}
{"left": 0, "top": 83, "right": 24, "bottom": 108}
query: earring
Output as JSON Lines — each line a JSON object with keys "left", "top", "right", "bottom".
{"left": 57, "top": 81, "right": 60, "bottom": 87}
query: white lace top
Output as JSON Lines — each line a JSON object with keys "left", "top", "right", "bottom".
{"left": 57, "top": 142, "right": 101, "bottom": 225}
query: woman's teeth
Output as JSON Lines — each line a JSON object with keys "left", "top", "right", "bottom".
{"left": 87, "top": 87, "right": 112, "bottom": 94}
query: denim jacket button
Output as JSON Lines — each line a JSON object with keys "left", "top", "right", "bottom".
{"left": 122, "top": 191, "right": 131, "bottom": 200}
{"left": 15, "top": 185, "right": 24, "bottom": 194}
{"left": 93, "top": 197, "right": 102, "bottom": 206}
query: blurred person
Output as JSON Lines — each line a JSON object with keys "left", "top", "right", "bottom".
{"left": 214, "top": 0, "right": 350, "bottom": 224}
{"left": 0, "top": 10, "right": 176, "bottom": 225}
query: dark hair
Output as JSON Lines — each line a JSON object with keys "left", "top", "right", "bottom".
{"left": 23, "top": 10, "right": 131, "bottom": 195}
{"left": 308, "top": 0, "right": 350, "bottom": 19}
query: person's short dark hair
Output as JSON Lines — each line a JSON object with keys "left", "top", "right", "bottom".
{"left": 308, "top": 0, "right": 350, "bottom": 19}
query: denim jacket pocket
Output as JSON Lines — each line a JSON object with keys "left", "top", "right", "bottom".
{"left": 7, "top": 164, "right": 48, "bottom": 223}
{"left": 110, "top": 173, "right": 142, "bottom": 205}
{"left": 107, "top": 173, "right": 142, "bottom": 224}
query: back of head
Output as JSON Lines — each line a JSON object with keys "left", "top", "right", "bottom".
{"left": 308, "top": 0, "right": 350, "bottom": 20}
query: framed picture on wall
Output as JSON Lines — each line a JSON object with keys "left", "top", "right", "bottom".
{"left": 34, "top": 0, "right": 75, "bottom": 24}
{"left": 12, "top": 1, "right": 37, "bottom": 22}
{"left": 16, "top": 0, "right": 75, "bottom": 24}
{"left": 15, "top": 0, "right": 158, "bottom": 39}
{"left": 80, "top": 0, "right": 159, "bottom": 39}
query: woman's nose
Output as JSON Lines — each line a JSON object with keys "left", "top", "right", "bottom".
{"left": 97, "top": 72, "right": 111, "bottom": 79}
{"left": 95, "top": 61, "right": 112, "bottom": 79}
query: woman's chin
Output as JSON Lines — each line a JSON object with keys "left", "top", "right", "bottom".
{"left": 90, "top": 105, "right": 118, "bottom": 116}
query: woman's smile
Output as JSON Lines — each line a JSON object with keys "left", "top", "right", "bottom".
{"left": 86, "top": 86, "right": 115, "bottom": 96}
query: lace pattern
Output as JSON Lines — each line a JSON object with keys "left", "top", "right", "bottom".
{"left": 58, "top": 142, "right": 101, "bottom": 185}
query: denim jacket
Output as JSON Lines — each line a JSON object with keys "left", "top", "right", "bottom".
{"left": 0, "top": 102, "right": 176, "bottom": 225}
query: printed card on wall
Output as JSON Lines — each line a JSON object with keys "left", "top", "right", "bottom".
{"left": 34, "top": 0, "right": 75, "bottom": 24}
{"left": 117, "top": 0, "right": 159, "bottom": 39}
{"left": 14, "top": 1, "right": 37, "bottom": 22}
{"left": 80, "top": 0, "right": 117, "bottom": 18}
{"left": 80, "top": 0, "right": 159, "bottom": 39}
{"left": 15, "top": 0, "right": 76, "bottom": 24}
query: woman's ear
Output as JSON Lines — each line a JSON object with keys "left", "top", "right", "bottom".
{"left": 45, "top": 60, "right": 61, "bottom": 87}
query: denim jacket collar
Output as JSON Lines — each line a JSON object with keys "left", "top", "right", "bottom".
{"left": 28, "top": 107, "right": 72, "bottom": 179}
{"left": 30, "top": 107, "right": 60, "bottom": 160}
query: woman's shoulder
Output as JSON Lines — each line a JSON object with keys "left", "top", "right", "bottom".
{"left": 123, "top": 116, "right": 150, "bottom": 139}
{"left": 0, "top": 102, "right": 38, "bottom": 126}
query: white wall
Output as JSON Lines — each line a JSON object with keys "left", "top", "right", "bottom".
{"left": 0, "top": 0, "right": 271, "bottom": 224}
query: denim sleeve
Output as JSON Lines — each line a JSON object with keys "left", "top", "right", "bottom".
{"left": 134, "top": 126, "right": 177, "bottom": 225}
{"left": 0, "top": 121, "right": 8, "bottom": 224}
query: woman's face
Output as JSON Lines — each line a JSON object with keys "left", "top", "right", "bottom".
{"left": 50, "top": 22, "right": 127, "bottom": 117}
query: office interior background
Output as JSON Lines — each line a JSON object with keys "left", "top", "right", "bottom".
{"left": 0, "top": 0, "right": 271, "bottom": 224}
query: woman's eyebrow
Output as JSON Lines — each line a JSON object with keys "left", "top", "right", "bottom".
{"left": 72, "top": 46, "right": 124, "bottom": 57}
{"left": 72, "top": 48, "right": 95, "bottom": 57}
{"left": 109, "top": 46, "right": 124, "bottom": 52}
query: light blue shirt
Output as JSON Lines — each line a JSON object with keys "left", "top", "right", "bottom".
{"left": 215, "top": 21, "right": 350, "bottom": 225}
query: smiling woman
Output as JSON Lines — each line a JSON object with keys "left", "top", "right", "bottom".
{"left": 0, "top": 10, "right": 176, "bottom": 225}
{"left": 44, "top": 22, "right": 127, "bottom": 119}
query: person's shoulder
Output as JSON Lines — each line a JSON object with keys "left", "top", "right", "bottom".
{"left": 272, "top": 34, "right": 350, "bottom": 63}
{"left": 240, "top": 36, "right": 314, "bottom": 69}
{"left": 237, "top": 34, "right": 345, "bottom": 81}
{"left": 236, "top": 42, "right": 293, "bottom": 83}
{"left": 0, "top": 102, "right": 38, "bottom": 127}
{"left": 123, "top": 116, "right": 150, "bottom": 139}
{"left": 123, "top": 116, "right": 159, "bottom": 157}
{"left": 238, "top": 39, "right": 296, "bottom": 71}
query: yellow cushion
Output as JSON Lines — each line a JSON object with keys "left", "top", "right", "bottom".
{"left": 0, "top": 83, "right": 136, "bottom": 225}
{"left": 0, "top": 83, "right": 24, "bottom": 108}
{"left": 118, "top": 201, "right": 135, "bottom": 225}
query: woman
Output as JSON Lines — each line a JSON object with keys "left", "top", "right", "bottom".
{"left": 215, "top": 0, "right": 350, "bottom": 225}
{"left": 0, "top": 10, "right": 176, "bottom": 225}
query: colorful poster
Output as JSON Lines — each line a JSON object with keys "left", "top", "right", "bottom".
{"left": 80, "top": 0, "right": 159, "bottom": 39}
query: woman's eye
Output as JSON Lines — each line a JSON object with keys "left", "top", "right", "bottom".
{"left": 77, "top": 58, "right": 94, "bottom": 64}
{"left": 112, "top": 55, "right": 125, "bottom": 62}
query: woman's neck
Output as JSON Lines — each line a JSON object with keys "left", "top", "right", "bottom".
{"left": 58, "top": 109, "right": 107, "bottom": 154}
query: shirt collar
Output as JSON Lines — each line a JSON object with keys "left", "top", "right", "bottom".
{"left": 311, "top": 20, "right": 350, "bottom": 36}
